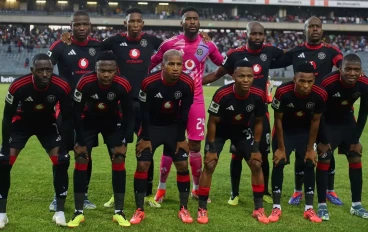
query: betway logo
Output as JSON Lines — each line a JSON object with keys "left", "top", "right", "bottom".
{"left": 1, "top": 76, "right": 16, "bottom": 83}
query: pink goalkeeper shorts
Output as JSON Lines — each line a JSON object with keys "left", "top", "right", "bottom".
{"left": 187, "top": 102, "right": 205, "bottom": 141}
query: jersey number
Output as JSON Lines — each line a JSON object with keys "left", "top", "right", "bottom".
{"left": 196, "top": 118, "right": 205, "bottom": 130}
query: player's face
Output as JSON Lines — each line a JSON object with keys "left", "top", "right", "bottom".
{"left": 96, "top": 60, "right": 117, "bottom": 86}
{"left": 233, "top": 67, "right": 254, "bottom": 91}
{"left": 124, "top": 13, "right": 144, "bottom": 36}
{"left": 163, "top": 55, "right": 183, "bottom": 82}
{"left": 294, "top": 73, "right": 315, "bottom": 96}
{"left": 340, "top": 61, "right": 362, "bottom": 86}
{"left": 181, "top": 11, "right": 200, "bottom": 35}
{"left": 31, "top": 60, "right": 53, "bottom": 88}
{"left": 71, "top": 15, "right": 91, "bottom": 40}
{"left": 305, "top": 18, "right": 323, "bottom": 43}
{"left": 248, "top": 25, "right": 264, "bottom": 50}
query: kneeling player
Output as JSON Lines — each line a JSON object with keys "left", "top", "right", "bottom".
{"left": 131, "top": 49, "right": 194, "bottom": 225}
{"left": 317, "top": 54, "right": 368, "bottom": 220}
{"left": 197, "top": 60, "right": 268, "bottom": 224}
{"left": 68, "top": 51, "right": 133, "bottom": 228}
{"left": 0, "top": 53, "right": 72, "bottom": 228}
{"left": 269, "top": 63, "right": 326, "bottom": 223}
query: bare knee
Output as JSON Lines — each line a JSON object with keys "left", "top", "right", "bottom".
{"left": 249, "top": 159, "right": 262, "bottom": 173}
{"left": 174, "top": 161, "right": 189, "bottom": 172}
{"left": 189, "top": 140, "right": 201, "bottom": 153}
{"left": 137, "top": 161, "right": 151, "bottom": 172}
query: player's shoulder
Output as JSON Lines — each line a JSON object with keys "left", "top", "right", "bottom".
{"left": 142, "top": 33, "right": 158, "bottom": 40}
{"left": 213, "top": 83, "right": 234, "bottom": 102}
{"left": 77, "top": 71, "right": 97, "bottom": 90}
{"left": 87, "top": 37, "right": 102, "bottom": 46}
{"left": 250, "top": 86, "right": 266, "bottom": 101}
{"left": 49, "top": 39, "right": 65, "bottom": 51}
{"left": 158, "top": 35, "right": 179, "bottom": 48}
{"left": 179, "top": 73, "right": 194, "bottom": 91}
{"left": 9, "top": 74, "right": 33, "bottom": 94}
{"left": 113, "top": 74, "right": 131, "bottom": 92}
{"left": 322, "top": 42, "right": 341, "bottom": 53}
{"left": 275, "top": 81, "right": 294, "bottom": 98}
{"left": 321, "top": 70, "right": 340, "bottom": 87}
{"left": 142, "top": 71, "right": 161, "bottom": 89}
{"left": 312, "top": 85, "right": 328, "bottom": 102}
{"left": 358, "top": 75, "right": 368, "bottom": 86}
{"left": 226, "top": 46, "right": 246, "bottom": 56}
{"left": 51, "top": 74, "right": 71, "bottom": 94}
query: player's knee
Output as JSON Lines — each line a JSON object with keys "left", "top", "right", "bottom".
{"left": 75, "top": 155, "right": 88, "bottom": 164}
{"left": 137, "top": 161, "right": 150, "bottom": 172}
{"left": 204, "top": 160, "right": 217, "bottom": 173}
{"left": 112, "top": 154, "right": 125, "bottom": 164}
{"left": 174, "top": 161, "right": 188, "bottom": 172}
{"left": 189, "top": 140, "right": 201, "bottom": 153}
{"left": 249, "top": 160, "right": 262, "bottom": 173}
{"left": 318, "top": 159, "right": 330, "bottom": 165}
{"left": 348, "top": 156, "right": 361, "bottom": 164}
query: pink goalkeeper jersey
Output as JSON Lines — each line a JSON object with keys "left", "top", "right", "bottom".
{"left": 149, "top": 34, "right": 223, "bottom": 103}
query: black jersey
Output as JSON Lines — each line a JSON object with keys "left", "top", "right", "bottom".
{"left": 271, "top": 81, "right": 327, "bottom": 129}
{"left": 101, "top": 33, "right": 163, "bottom": 99}
{"left": 222, "top": 44, "right": 284, "bottom": 92}
{"left": 48, "top": 37, "right": 102, "bottom": 89}
{"left": 208, "top": 84, "right": 265, "bottom": 135}
{"left": 73, "top": 72, "right": 133, "bottom": 145}
{"left": 138, "top": 71, "right": 194, "bottom": 142}
{"left": 2, "top": 74, "right": 72, "bottom": 147}
{"left": 271, "top": 42, "right": 343, "bottom": 84}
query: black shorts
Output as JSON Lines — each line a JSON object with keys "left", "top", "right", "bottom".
{"left": 272, "top": 128, "right": 312, "bottom": 165}
{"left": 125, "top": 100, "right": 141, "bottom": 142}
{"left": 209, "top": 127, "right": 254, "bottom": 161}
{"left": 137, "top": 125, "right": 188, "bottom": 162}
{"left": 9, "top": 118, "right": 61, "bottom": 152}
{"left": 82, "top": 120, "right": 118, "bottom": 151}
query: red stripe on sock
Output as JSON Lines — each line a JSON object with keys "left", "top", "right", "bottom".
{"left": 177, "top": 174, "right": 190, "bottom": 182}
{"left": 349, "top": 163, "right": 362, "bottom": 169}
{"left": 9, "top": 156, "right": 17, "bottom": 165}
{"left": 252, "top": 184, "right": 264, "bottom": 193}
{"left": 231, "top": 154, "right": 243, "bottom": 161}
{"left": 75, "top": 163, "right": 88, "bottom": 170}
{"left": 134, "top": 171, "right": 148, "bottom": 179}
{"left": 317, "top": 163, "right": 330, "bottom": 171}
{"left": 197, "top": 187, "right": 210, "bottom": 196}
{"left": 50, "top": 156, "right": 58, "bottom": 165}
{"left": 112, "top": 162, "right": 126, "bottom": 171}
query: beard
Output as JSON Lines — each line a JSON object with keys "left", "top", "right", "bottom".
{"left": 248, "top": 39, "right": 264, "bottom": 50}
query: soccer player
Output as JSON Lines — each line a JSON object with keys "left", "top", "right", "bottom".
{"left": 268, "top": 63, "right": 326, "bottom": 223}
{"left": 270, "top": 16, "right": 343, "bottom": 205}
{"left": 48, "top": 10, "right": 101, "bottom": 210}
{"left": 197, "top": 60, "right": 267, "bottom": 224}
{"left": 202, "top": 21, "right": 284, "bottom": 205}
{"left": 67, "top": 51, "right": 133, "bottom": 228}
{"left": 149, "top": 7, "right": 224, "bottom": 203}
{"left": 0, "top": 53, "right": 72, "bottom": 228}
{"left": 130, "top": 50, "right": 194, "bottom": 224}
{"left": 317, "top": 54, "right": 368, "bottom": 220}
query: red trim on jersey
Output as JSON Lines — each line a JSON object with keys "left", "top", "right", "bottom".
{"left": 9, "top": 75, "right": 32, "bottom": 94}
{"left": 71, "top": 36, "right": 89, "bottom": 46}
{"left": 226, "top": 46, "right": 246, "bottom": 56}
{"left": 245, "top": 44, "right": 264, "bottom": 54}
{"left": 358, "top": 75, "right": 368, "bottom": 85}
{"left": 180, "top": 74, "right": 194, "bottom": 93}
{"left": 49, "top": 40, "right": 62, "bottom": 50}
{"left": 251, "top": 87, "right": 266, "bottom": 103}
{"left": 98, "top": 82, "right": 112, "bottom": 90}
{"left": 294, "top": 89, "right": 310, "bottom": 99}
{"left": 312, "top": 85, "right": 328, "bottom": 102}
{"left": 332, "top": 54, "right": 343, "bottom": 66}
{"left": 89, "top": 38, "right": 101, "bottom": 42}
{"left": 161, "top": 71, "right": 178, "bottom": 86}
{"left": 32, "top": 75, "right": 50, "bottom": 92}
{"left": 214, "top": 85, "right": 233, "bottom": 103}
{"left": 275, "top": 84, "right": 294, "bottom": 99}
{"left": 321, "top": 73, "right": 339, "bottom": 87}
{"left": 233, "top": 85, "right": 250, "bottom": 99}
{"left": 52, "top": 76, "right": 71, "bottom": 94}
{"left": 78, "top": 74, "right": 97, "bottom": 90}
{"left": 113, "top": 76, "right": 132, "bottom": 92}
{"left": 304, "top": 43, "right": 323, "bottom": 50}
{"left": 142, "top": 72, "right": 161, "bottom": 91}
{"left": 120, "top": 32, "right": 145, "bottom": 42}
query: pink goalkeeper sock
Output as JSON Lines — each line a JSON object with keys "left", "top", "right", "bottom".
{"left": 189, "top": 151, "right": 202, "bottom": 188}
{"left": 158, "top": 155, "right": 173, "bottom": 188}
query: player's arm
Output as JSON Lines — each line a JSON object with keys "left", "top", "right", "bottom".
{"left": 177, "top": 82, "right": 194, "bottom": 142}
{"left": 270, "top": 50, "right": 293, "bottom": 69}
{"left": 252, "top": 94, "right": 266, "bottom": 155}
{"left": 208, "top": 42, "right": 224, "bottom": 67}
{"left": 1, "top": 90, "right": 20, "bottom": 151}
{"left": 202, "top": 51, "right": 234, "bottom": 85}
{"left": 58, "top": 88, "right": 73, "bottom": 148}
{"left": 138, "top": 86, "right": 150, "bottom": 141}
{"left": 100, "top": 36, "right": 114, "bottom": 52}
{"left": 206, "top": 94, "right": 222, "bottom": 153}
{"left": 149, "top": 41, "right": 167, "bottom": 72}
{"left": 308, "top": 113, "right": 322, "bottom": 152}
{"left": 330, "top": 46, "right": 343, "bottom": 68}
{"left": 48, "top": 40, "right": 64, "bottom": 65}
{"left": 352, "top": 95, "right": 368, "bottom": 144}
{"left": 72, "top": 85, "right": 88, "bottom": 146}
{"left": 118, "top": 84, "right": 134, "bottom": 145}
{"left": 152, "top": 36, "right": 163, "bottom": 51}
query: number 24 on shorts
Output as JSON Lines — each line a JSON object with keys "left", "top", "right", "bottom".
{"left": 196, "top": 118, "right": 205, "bottom": 130}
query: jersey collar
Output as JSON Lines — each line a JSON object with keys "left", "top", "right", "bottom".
{"left": 245, "top": 44, "right": 263, "bottom": 54}
{"left": 32, "top": 75, "right": 50, "bottom": 92}
{"left": 161, "top": 71, "right": 178, "bottom": 86}
{"left": 293, "top": 84, "right": 310, "bottom": 98}
{"left": 304, "top": 42, "right": 323, "bottom": 50}
{"left": 233, "top": 84, "right": 250, "bottom": 99}
{"left": 126, "top": 33, "right": 143, "bottom": 42}
{"left": 71, "top": 36, "right": 89, "bottom": 46}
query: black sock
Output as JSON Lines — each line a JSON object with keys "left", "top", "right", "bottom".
{"left": 86, "top": 159, "right": 92, "bottom": 197}
{"left": 0, "top": 164, "right": 11, "bottom": 213}
{"left": 230, "top": 154, "right": 242, "bottom": 198}
{"left": 252, "top": 184, "right": 264, "bottom": 210}
{"left": 198, "top": 187, "right": 210, "bottom": 210}
{"left": 328, "top": 155, "right": 335, "bottom": 191}
{"left": 294, "top": 157, "right": 304, "bottom": 191}
{"left": 73, "top": 162, "right": 88, "bottom": 211}
{"left": 146, "top": 161, "right": 154, "bottom": 196}
{"left": 316, "top": 162, "right": 329, "bottom": 203}
{"left": 262, "top": 155, "right": 270, "bottom": 195}
{"left": 271, "top": 164, "right": 284, "bottom": 204}
{"left": 304, "top": 164, "right": 315, "bottom": 206}
{"left": 134, "top": 171, "right": 147, "bottom": 210}
{"left": 54, "top": 161, "right": 69, "bottom": 211}
{"left": 112, "top": 162, "right": 126, "bottom": 210}
{"left": 177, "top": 171, "right": 190, "bottom": 209}
{"left": 349, "top": 162, "right": 362, "bottom": 202}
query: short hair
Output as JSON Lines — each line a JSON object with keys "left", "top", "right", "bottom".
{"left": 181, "top": 7, "right": 199, "bottom": 17}
{"left": 96, "top": 51, "right": 117, "bottom": 63}
{"left": 246, "top": 21, "right": 264, "bottom": 34}
{"left": 71, "top": 10, "right": 89, "bottom": 21}
{"left": 234, "top": 60, "right": 253, "bottom": 69}
{"left": 32, "top": 53, "right": 51, "bottom": 66}
{"left": 294, "top": 62, "right": 315, "bottom": 74}
{"left": 304, "top": 16, "right": 321, "bottom": 30}
{"left": 125, "top": 8, "right": 142, "bottom": 16}
{"left": 163, "top": 49, "right": 182, "bottom": 64}
{"left": 343, "top": 53, "right": 361, "bottom": 64}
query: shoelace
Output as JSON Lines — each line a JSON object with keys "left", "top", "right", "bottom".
{"left": 181, "top": 208, "right": 190, "bottom": 217}
{"left": 72, "top": 212, "right": 82, "bottom": 220}
{"left": 133, "top": 210, "right": 143, "bottom": 218}
{"left": 199, "top": 209, "right": 207, "bottom": 217}
{"left": 256, "top": 209, "right": 265, "bottom": 217}
{"left": 271, "top": 208, "right": 280, "bottom": 215}
{"left": 306, "top": 209, "right": 317, "bottom": 217}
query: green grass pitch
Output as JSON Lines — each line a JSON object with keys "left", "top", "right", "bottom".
{"left": 0, "top": 84, "right": 368, "bottom": 232}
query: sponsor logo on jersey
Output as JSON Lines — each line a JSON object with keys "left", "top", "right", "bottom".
{"left": 252, "top": 64, "right": 262, "bottom": 75}
{"left": 208, "top": 101, "right": 220, "bottom": 113}
{"left": 78, "top": 58, "right": 89, "bottom": 69}
{"left": 140, "top": 39, "right": 147, "bottom": 47}
{"left": 89, "top": 48, "right": 96, "bottom": 56}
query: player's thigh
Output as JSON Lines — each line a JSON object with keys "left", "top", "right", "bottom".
{"left": 204, "top": 135, "right": 227, "bottom": 162}
{"left": 8, "top": 119, "right": 33, "bottom": 151}
{"left": 231, "top": 135, "right": 253, "bottom": 162}
{"left": 161, "top": 126, "right": 189, "bottom": 163}
{"left": 187, "top": 102, "right": 205, "bottom": 141}
{"left": 272, "top": 130, "right": 294, "bottom": 165}
{"left": 35, "top": 121, "right": 62, "bottom": 152}
{"left": 291, "top": 130, "right": 311, "bottom": 163}
{"left": 81, "top": 126, "right": 100, "bottom": 156}
{"left": 259, "top": 113, "right": 271, "bottom": 155}
{"left": 136, "top": 126, "right": 162, "bottom": 162}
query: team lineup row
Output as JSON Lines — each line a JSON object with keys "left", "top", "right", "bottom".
{"left": 0, "top": 6, "right": 367, "bottom": 229}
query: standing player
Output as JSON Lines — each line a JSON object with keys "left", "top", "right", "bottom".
{"left": 268, "top": 63, "right": 326, "bottom": 223}
{"left": 130, "top": 50, "right": 194, "bottom": 224}
{"left": 48, "top": 10, "right": 101, "bottom": 210}
{"left": 0, "top": 54, "right": 72, "bottom": 228}
{"left": 317, "top": 54, "right": 368, "bottom": 220}
{"left": 67, "top": 52, "right": 133, "bottom": 228}
{"left": 149, "top": 7, "right": 224, "bottom": 203}
{"left": 197, "top": 60, "right": 268, "bottom": 224}
{"left": 202, "top": 21, "right": 284, "bottom": 204}
{"left": 270, "top": 16, "right": 343, "bottom": 205}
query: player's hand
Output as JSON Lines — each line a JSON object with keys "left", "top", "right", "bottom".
{"left": 176, "top": 140, "right": 189, "bottom": 154}
{"left": 250, "top": 151, "right": 262, "bottom": 163}
{"left": 317, "top": 143, "right": 331, "bottom": 157}
{"left": 112, "top": 144, "right": 127, "bottom": 160}
{"left": 61, "top": 32, "right": 72, "bottom": 45}
{"left": 273, "top": 149, "right": 287, "bottom": 166}
{"left": 349, "top": 143, "right": 363, "bottom": 156}
{"left": 199, "top": 32, "right": 212, "bottom": 43}
{"left": 136, "top": 139, "right": 152, "bottom": 157}
{"left": 304, "top": 149, "right": 317, "bottom": 166}
{"left": 74, "top": 144, "right": 89, "bottom": 159}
